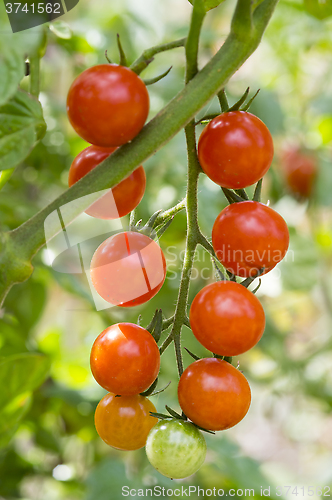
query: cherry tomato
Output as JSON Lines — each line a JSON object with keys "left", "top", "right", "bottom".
{"left": 178, "top": 358, "right": 251, "bottom": 431}
{"left": 67, "top": 64, "right": 149, "bottom": 147}
{"left": 189, "top": 281, "right": 265, "bottom": 356}
{"left": 90, "top": 231, "right": 166, "bottom": 307}
{"left": 94, "top": 393, "right": 157, "bottom": 450}
{"left": 145, "top": 419, "right": 206, "bottom": 479}
{"left": 68, "top": 145, "right": 146, "bottom": 219}
{"left": 198, "top": 111, "right": 274, "bottom": 189}
{"left": 90, "top": 323, "right": 160, "bottom": 395}
{"left": 212, "top": 200, "right": 289, "bottom": 277}
{"left": 281, "top": 147, "right": 318, "bottom": 199}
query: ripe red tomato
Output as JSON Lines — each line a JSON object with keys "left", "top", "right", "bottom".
{"left": 281, "top": 147, "right": 318, "bottom": 198}
{"left": 90, "top": 231, "right": 166, "bottom": 307}
{"left": 212, "top": 201, "right": 289, "bottom": 277}
{"left": 68, "top": 145, "right": 146, "bottom": 219}
{"left": 189, "top": 281, "right": 265, "bottom": 356}
{"left": 178, "top": 358, "right": 251, "bottom": 431}
{"left": 67, "top": 64, "right": 149, "bottom": 147}
{"left": 90, "top": 323, "right": 160, "bottom": 395}
{"left": 198, "top": 111, "right": 274, "bottom": 189}
{"left": 94, "top": 393, "right": 158, "bottom": 450}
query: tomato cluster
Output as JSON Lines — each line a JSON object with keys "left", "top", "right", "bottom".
{"left": 66, "top": 64, "right": 290, "bottom": 479}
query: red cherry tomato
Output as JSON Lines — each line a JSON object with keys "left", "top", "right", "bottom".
{"left": 178, "top": 358, "right": 251, "bottom": 431}
{"left": 189, "top": 281, "right": 265, "bottom": 356}
{"left": 67, "top": 64, "right": 149, "bottom": 147}
{"left": 198, "top": 111, "right": 274, "bottom": 189}
{"left": 90, "top": 231, "right": 166, "bottom": 307}
{"left": 212, "top": 201, "right": 289, "bottom": 277}
{"left": 94, "top": 393, "right": 158, "bottom": 450}
{"left": 90, "top": 323, "right": 160, "bottom": 395}
{"left": 281, "top": 147, "right": 318, "bottom": 198}
{"left": 68, "top": 145, "right": 146, "bottom": 219}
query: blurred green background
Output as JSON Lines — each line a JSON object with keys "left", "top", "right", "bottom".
{"left": 0, "top": 0, "right": 332, "bottom": 498}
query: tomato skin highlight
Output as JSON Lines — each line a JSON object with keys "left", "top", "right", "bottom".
{"left": 212, "top": 200, "right": 289, "bottom": 278}
{"left": 145, "top": 420, "right": 206, "bottom": 479}
{"left": 189, "top": 281, "right": 265, "bottom": 356}
{"left": 94, "top": 393, "right": 158, "bottom": 450}
{"left": 90, "top": 323, "right": 160, "bottom": 395}
{"left": 90, "top": 232, "right": 167, "bottom": 307}
{"left": 198, "top": 111, "right": 274, "bottom": 189}
{"left": 67, "top": 64, "right": 150, "bottom": 147}
{"left": 68, "top": 145, "right": 146, "bottom": 219}
{"left": 178, "top": 358, "right": 251, "bottom": 431}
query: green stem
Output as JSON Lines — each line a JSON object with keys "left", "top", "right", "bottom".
{"left": 29, "top": 55, "right": 40, "bottom": 98}
{"left": 185, "top": 0, "right": 206, "bottom": 83}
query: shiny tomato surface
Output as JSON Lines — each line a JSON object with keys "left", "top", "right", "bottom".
{"left": 67, "top": 64, "right": 149, "bottom": 147}
{"left": 178, "top": 358, "right": 251, "bottom": 431}
{"left": 90, "top": 231, "right": 166, "bottom": 307}
{"left": 94, "top": 393, "right": 157, "bottom": 450}
{"left": 198, "top": 111, "right": 274, "bottom": 189}
{"left": 212, "top": 201, "right": 289, "bottom": 277}
{"left": 90, "top": 323, "right": 160, "bottom": 395}
{"left": 68, "top": 145, "right": 146, "bottom": 219}
{"left": 189, "top": 281, "right": 265, "bottom": 356}
{"left": 281, "top": 147, "right": 318, "bottom": 198}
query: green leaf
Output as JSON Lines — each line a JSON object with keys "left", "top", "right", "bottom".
{"left": 49, "top": 21, "right": 73, "bottom": 39}
{"left": 303, "top": 0, "right": 332, "bottom": 19}
{"left": 0, "top": 48, "right": 25, "bottom": 107}
{"left": 0, "top": 90, "right": 46, "bottom": 171}
{"left": 188, "top": 0, "right": 226, "bottom": 11}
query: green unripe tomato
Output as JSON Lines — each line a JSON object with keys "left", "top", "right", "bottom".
{"left": 145, "top": 419, "right": 206, "bottom": 479}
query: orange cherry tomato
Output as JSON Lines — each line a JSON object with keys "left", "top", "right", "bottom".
{"left": 90, "top": 231, "right": 166, "bottom": 307}
{"left": 189, "top": 281, "right": 265, "bottom": 356}
{"left": 178, "top": 358, "right": 251, "bottom": 431}
{"left": 94, "top": 393, "right": 158, "bottom": 450}
{"left": 67, "top": 64, "right": 149, "bottom": 147}
{"left": 212, "top": 200, "right": 289, "bottom": 278}
{"left": 90, "top": 323, "right": 160, "bottom": 395}
{"left": 68, "top": 145, "right": 146, "bottom": 219}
